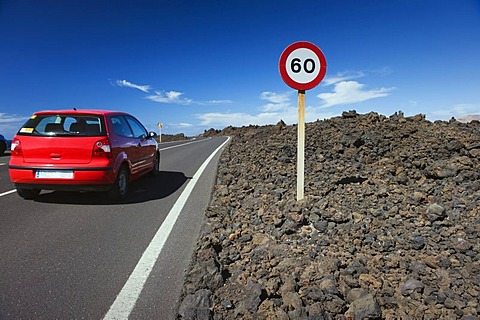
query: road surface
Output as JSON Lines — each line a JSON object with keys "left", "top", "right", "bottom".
{"left": 0, "top": 136, "right": 229, "bottom": 319}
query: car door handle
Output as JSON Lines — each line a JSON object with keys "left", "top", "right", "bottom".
{"left": 137, "top": 143, "right": 141, "bottom": 147}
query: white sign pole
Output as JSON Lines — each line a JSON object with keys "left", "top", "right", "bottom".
{"left": 297, "top": 90, "right": 305, "bottom": 201}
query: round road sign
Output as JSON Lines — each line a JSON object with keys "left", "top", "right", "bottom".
{"left": 279, "top": 41, "right": 327, "bottom": 91}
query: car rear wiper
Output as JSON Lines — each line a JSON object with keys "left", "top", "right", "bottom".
{"left": 48, "top": 132, "right": 79, "bottom": 137}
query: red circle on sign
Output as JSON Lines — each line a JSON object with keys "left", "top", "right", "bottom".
{"left": 279, "top": 41, "right": 327, "bottom": 91}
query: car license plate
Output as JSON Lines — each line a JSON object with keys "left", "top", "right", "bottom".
{"left": 35, "top": 170, "right": 74, "bottom": 179}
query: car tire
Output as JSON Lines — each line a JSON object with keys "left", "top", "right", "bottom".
{"left": 16, "top": 187, "right": 41, "bottom": 200}
{"left": 108, "top": 165, "right": 129, "bottom": 201}
{"left": 150, "top": 152, "right": 160, "bottom": 177}
{"left": 0, "top": 142, "right": 6, "bottom": 155}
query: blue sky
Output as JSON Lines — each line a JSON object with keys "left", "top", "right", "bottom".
{"left": 1, "top": 0, "right": 479, "bottom": 139}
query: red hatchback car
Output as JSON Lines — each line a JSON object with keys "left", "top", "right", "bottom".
{"left": 9, "top": 109, "right": 160, "bottom": 200}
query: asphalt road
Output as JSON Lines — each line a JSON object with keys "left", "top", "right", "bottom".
{"left": 0, "top": 136, "right": 229, "bottom": 319}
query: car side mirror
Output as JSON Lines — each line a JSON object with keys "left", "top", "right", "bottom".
{"left": 148, "top": 131, "right": 158, "bottom": 138}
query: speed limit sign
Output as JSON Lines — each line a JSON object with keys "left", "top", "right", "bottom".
{"left": 279, "top": 41, "right": 327, "bottom": 91}
{"left": 279, "top": 41, "right": 327, "bottom": 201}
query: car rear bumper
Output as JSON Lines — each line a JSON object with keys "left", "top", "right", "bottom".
{"left": 9, "top": 165, "right": 116, "bottom": 190}
{"left": 14, "top": 183, "right": 113, "bottom": 192}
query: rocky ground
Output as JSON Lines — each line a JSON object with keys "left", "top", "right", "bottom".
{"left": 158, "top": 133, "right": 191, "bottom": 142}
{"left": 178, "top": 111, "right": 480, "bottom": 319}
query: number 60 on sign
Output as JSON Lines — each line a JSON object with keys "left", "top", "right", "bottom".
{"left": 279, "top": 41, "right": 327, "bottom": 91}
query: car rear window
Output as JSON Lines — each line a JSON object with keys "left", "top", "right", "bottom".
{"left": 18, "top": 114, "right": 106, "bottom": 137}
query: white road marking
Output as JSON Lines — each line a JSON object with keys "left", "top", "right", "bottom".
{"left": 157, "top": 137, "right": 196, "bottom": 145}
{"left": 0, "top": 163, "right": 7, "bottom": 166}
{"left": 159, "top": 137, "right": 211, "bottom": 151}
{"left": 0, "top": 189, "right": 16, "bottom": 197}
{"left": 103, "top": 136, "right": 230, "bottom": 320}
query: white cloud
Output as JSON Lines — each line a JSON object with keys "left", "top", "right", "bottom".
{"left": 260, "top": 91, "right": 291, "bottom": 104}
{"left": 196, "top": 91, "right": 340, "bottom": 130}
{"left": 323, "top": 68, "right": 391, "bottom": 86}
{"left": 0, "top": 113, "right": 30, "bottom": 139}
{"left": 113, "top": 79, "right": 233, "bottom": 106}
{"left": 197, "top": 112, "right": 278, "bottom": 127}
{"left": 146, "top": 90, "right": 193, "bottom": 105}
{"left": 115, "top": 79, "right": 151, "bottom": 93}
{"left": 197, "top": 108, "right": 339, "bottom": 129}
{"left": 0, "top": 113, "right": 28, "bottom": 124}
{"left": 322, "top": 71, "right": 365, "bottom": 86}
{"left": 206, "top": 100, "right": 233, "bottom": 104}
{"left": 318, "top": 81, "right": 395, "bottom": 108}
{"left": 260, "top": 91, "right": 293, "bottom": 112}
{"left": 428, "top": 104, "right": 480, "bottom": 120}
{"left": 177, "top": 122, "right": 193, "bottom": 127}
{"left": 165, "top": 91, "right": 182, "bottom": 100}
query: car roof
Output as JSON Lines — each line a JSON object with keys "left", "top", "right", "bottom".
{"left": 33, "top": 109, "right": 129, "bottom": 116}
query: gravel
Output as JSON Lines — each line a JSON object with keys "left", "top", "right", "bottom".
{"left": 179, "top": 111, "right": 480, "bottom": 319}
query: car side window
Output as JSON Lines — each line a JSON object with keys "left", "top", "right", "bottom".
{"left": 110, "top": 116, "right": 133, "bottom": 138}
{"left": 125, "top": 116, "right": 148, "bottom": 139}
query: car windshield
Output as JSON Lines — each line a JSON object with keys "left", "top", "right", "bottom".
{"left": 18, "top": 114, "right": 106, "bottom": 137}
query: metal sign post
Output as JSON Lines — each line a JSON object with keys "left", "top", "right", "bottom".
{"left": 279, "top": 41, "right": 327, "bottom": 201}
{"left": 157, "top": 122, "right": 163, "bottom": 142}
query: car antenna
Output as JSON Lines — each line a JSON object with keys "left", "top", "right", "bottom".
{"left": 73, "top": 107, "right": 77, "bottom": 111}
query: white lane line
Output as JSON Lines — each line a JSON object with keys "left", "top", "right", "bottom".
{"left": 0, "top": 163, "right": 7, "bottom": 166}
{"left": 159, "top": 137, "right": 211, "bottom": 151}
{"left": 103, "top": 136, "right": 230, "bottom": 320}
{"left": 0, "top": 189, "right": 16, "bottom": 197}
{"left": 158, "top": 137, "right": 196, "bottom": 145}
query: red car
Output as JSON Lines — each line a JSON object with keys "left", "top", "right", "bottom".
{"left": 9, "top": 109, "right": 160, "bottom": 200}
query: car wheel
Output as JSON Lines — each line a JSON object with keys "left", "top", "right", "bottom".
{"left": 108, "top": 165, "right": 129, "bottom": 201}
{"left": 150, "top": 152, "right": 160, "bottom": 176}
{"left": 0, "top": 142, "right": 6, "bottom": 155}
{"left": 16, "top": 187, "right": 41, "bottom": 200}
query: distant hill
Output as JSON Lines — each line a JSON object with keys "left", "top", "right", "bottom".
{"left": 458, "top": 114, "right": 480, "bottom": 122}
{"left": 157, "top": 133, "right": 189, "bottom": 143}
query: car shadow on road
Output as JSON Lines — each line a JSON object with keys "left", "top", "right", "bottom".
{"left": 33, "top": 171, "right": 192, "bottom": 205}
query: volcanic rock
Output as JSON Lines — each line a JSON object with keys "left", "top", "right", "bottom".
{"left": 179, "top": 111, "right": 480, "bottom": 319}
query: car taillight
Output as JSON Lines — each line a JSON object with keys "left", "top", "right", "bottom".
{"left": 11, "top": 139, "right": 22, "bottom": 156}
{"left": 93, "top": 139, "right": 112, "bottom": 158}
